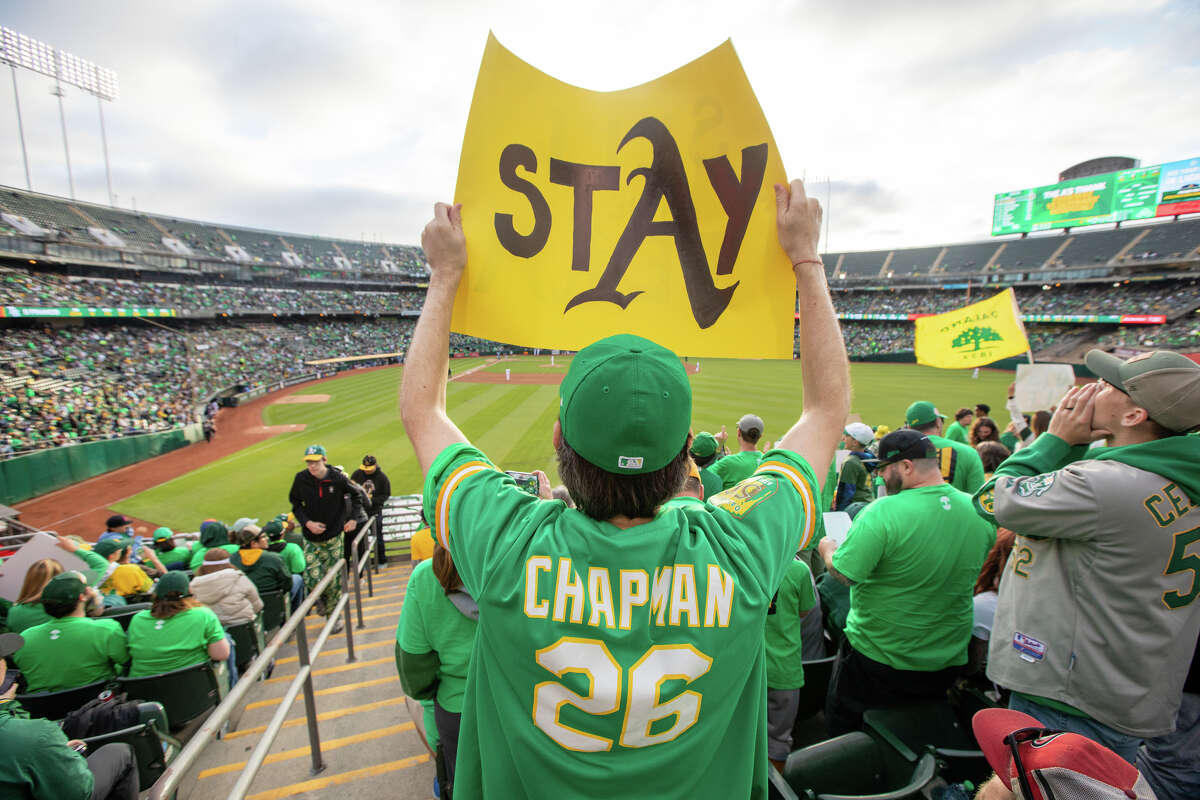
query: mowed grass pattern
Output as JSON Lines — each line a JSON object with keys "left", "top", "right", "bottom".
{"left": 117, "top": 358, "right": 1015, "bottom": 530}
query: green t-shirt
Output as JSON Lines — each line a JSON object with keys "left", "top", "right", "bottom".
{"left": 156, "top": 546, "right": 192, "bottom": 568}
{"left": 396, "top": 559, "right": 478, "bottom": 713}
{"left": 928, "top": 434, "right": 986, "bottom": 494}
{"left": 269, "top": 541, "right": 306, "bottom": 575}
{"left": 0, "top": 706, "right": 96, "bottom": 800}
{"left": 698, "top": 467, "right": 723, "bottom": 501}
{"left": 944, "top": 421, "right": 969, "bottom": 444}
{"left": 832, "top": 484, "right": 995, "bottom": 671}
{"left": 712, "top": 450, "right": 763, "bottom": 490}
{"left": 765, "top": 557, "right": 816, "bottom": 689}
{"left": 6, "top": 602, "right": 53, "bottom": 634}
{"left": 424, "top": 443, "right": 820, "bottom": 800}
{"left": 190, "top": 543, "right": 239, "bottom": 570}
{"left": 13, "top": 616, "right": 128, "bottom": 693}
{"left": 126, "top": 606, "right": 226, "bottom": 677}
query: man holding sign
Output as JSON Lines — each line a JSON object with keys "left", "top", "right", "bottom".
{"left": 400, "top": 179, "right": 848, "bottom": 798}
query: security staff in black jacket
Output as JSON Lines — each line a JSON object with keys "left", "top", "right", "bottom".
{"left": 351, "top": 455, "right": 392, "bottom": 564}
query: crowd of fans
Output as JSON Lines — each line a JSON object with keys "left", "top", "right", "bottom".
{"left": 0, "top": 268, "right": 425, "bottom": 315}
{"left": 1098, "top": 314, "right": 1200, "bottom": 350}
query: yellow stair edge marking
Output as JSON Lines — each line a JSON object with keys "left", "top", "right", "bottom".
{"left": 224, "top": 696, "right": 407, "bottom": 740}
{"left": 246, "top": 753, "right": 431, "bottom": 800}
{"left": 244, "top": 675, "right": 398, "bottom": 711}
{"left": 263, "top": 654, "right": 393, "bottom": 685}
{"left": 274, "top": 636, "right": 393, "bottom": 667}
{"left": 198, "top": 722, "right": 414, "bottom": 779}
{"left": 304, "top": 604, "right": 404, "bottom": 630}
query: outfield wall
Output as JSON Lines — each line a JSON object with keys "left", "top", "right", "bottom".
{"left": 0, "top": 423, "right": 202, "bottom": 506}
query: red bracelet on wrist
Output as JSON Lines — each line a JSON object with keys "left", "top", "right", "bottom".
{"left": 793, "top": 258, "right": 823, "bottom": 268}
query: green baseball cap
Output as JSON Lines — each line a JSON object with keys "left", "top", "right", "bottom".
{"left": 303, "top": 444, "right": 326, "bottom": 462}
{"left": 93, "top": 537, "right": 132, "bottom": 559}
{"left": 690, "top": 432, "right": 718, "bottom": 459}
{"left": 41, "top": 572, "right": 88, "bottom": 606}
{"left": 905, "top": 401, "right": 946, "bottom": 428}
{"left": 262, "top": 519, "right": 284, "bottom": 538}
{"left": 152, "top": 527, "right": 174, "bottom": 541}
{"left": 1085, "top": 349, "right": 1200, "bottom": 433}
{"left": 154, "top": 571, "right": 191, "bottom": 597}
{"left": 559, "top": 334, "right": 691, "bottom": 474}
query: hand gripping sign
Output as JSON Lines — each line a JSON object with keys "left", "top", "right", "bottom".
{"left": 452, "top": 34, "right": 793, "bottom": 359}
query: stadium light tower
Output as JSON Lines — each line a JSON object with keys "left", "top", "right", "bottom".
{"left": 0, "top": 27, "right": 120, "bottom": 204}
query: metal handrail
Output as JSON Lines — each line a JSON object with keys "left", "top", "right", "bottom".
{"left": 146, "top": 516, "right": 379, "bottom": 800}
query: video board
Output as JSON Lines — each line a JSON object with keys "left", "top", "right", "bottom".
{"left": 992, "top": 157, "right": 1200, "bottom": 235}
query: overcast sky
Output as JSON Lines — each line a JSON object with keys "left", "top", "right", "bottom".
{"left": 2, "top": 0, "right": 1197, "bottom": 253}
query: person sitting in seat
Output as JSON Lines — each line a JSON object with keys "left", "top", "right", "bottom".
{"left": 231, "top": 526, "right": 295, "bottom": 608}
{"left": 262, "top": 519, "right": 307, "bottom": 609}
{"left": 150, "top": 528, "right": 191, "bottom": 571}
{"left": 126, "top": 572, "right": 233, "bottom": 685}
{"left": 93, "top": 538, "right": 159, "bottom": 604}
{"left": 13, "top": 572, "right": 128, "bottom": 693}
{"left": 190, "top": 548, "right": 262, "bottom": 627}
{"left": 187, "top": 520, "right": 239, "bottom": 570}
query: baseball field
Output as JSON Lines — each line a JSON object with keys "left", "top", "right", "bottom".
{"left": 113, "top": 357, "right": 1015, "bottom": 531}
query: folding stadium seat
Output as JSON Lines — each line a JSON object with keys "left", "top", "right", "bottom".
{"left": 259, "top": 590, "right": 290, "bottom": 633}
{"left": 118, "top": 660, "right": 229, "bottom": 732}
{"left": 15, "top": 679, "right": 110, "bottom": 720}
{"left": 789, "top": 655, "right": 837, "bottom": 747}
{"left": 225, "top": 615, "right": 266, "bottom": 674}
{"left": 80, "top": 701, "right": 180, "bottom": 791}
{"left": 98, "top": 602, "right": 152, "bottom": 631}
{"left": 772, "top": 731, "right": 939, "bottom": 800}
{"left": 863, "top": 701, "right": 991, "bottom": 787}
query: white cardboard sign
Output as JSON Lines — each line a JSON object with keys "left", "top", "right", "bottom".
{"left": 0, "top": 532, "right": 92, "bottom": 602}
{"left": 1014, "top": 363, "right": 1076, "bottom": 412}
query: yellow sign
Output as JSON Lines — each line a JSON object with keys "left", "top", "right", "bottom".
{"left": 914, "top": 289, "right": 1031, "bottom": 369}
{"left": 452, "top": 34, "right": 792, "bottom": 359}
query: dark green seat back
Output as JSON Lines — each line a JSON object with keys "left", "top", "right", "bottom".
{"left": 118, "top": 662, "right": 222, "bottom": 730}
{"left": 15, "top": 680, "right": 108, "bottom": 720}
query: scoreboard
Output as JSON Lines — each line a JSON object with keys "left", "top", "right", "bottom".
{"left": 992, "top": 157, "right": 1200, "bottom": 235}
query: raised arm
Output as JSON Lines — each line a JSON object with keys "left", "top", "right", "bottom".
{"left": 773, "top": 180, "right": 851, "bottom": 481}
{"left": 400, "top": 202, "right": 471, "bottom": 474}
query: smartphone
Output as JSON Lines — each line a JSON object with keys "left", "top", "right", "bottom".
{"left": 505, "top": 470, "right": 540, "bottom": 496}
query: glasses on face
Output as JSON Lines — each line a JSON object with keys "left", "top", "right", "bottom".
{"left": 1003, "top": 726, "right": 1057, "bottom": 799}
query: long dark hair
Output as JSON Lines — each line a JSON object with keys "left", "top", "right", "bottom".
{"left": 557, "top": 438, "right": 691, "bottom": 521}
{"left": 974, "top": 529, "right": 1016, "bottom": 595}
{"left": 432, "top": 543, "right": 463, "bottom": 594}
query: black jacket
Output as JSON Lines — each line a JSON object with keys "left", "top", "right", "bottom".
{"left": 350, "top": 466, "right": 391, "bottom": 517}
{"left": 289, "top": 466, "right": 365, "bottom": 543}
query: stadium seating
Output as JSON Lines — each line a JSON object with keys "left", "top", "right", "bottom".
{"left": 80, "top": 701, "right": 179, "bottom": 791}
{"left": 988, "top": 235, "right": 1065, "bottom": 271}
{"left": 98, "top": 603, "right": 153, "bottom": 631}
{"left": 1052, "top": 227, "right": 1138, "bottom": 267}
{"left": 937, "top": 242, "right": 1002, "bottom": 273}
{"left": 15, "top": 680, "right": 110, "bottom": 720}
{"left": 1127, "top": 216, "right": 1200, "bottom": 260}
{"left": 774, "top": 731, "right": 940, "bottom": 800}
{"left": 118, "top": 660, "right": 229, "bottom": 731}
{"left": 863, "top": 704, "right": 990, "bottom": 786}
{"left": 885, "top": 246, "right": 942, "bottom": 277}
{"left": 829, "top": 250, "right": 888, "bottom": 278}
{"left": 226, "top": 616, "right": 266, "bottom": 674}
{"left": 260, "top": 590, "right": 290, "bottom": 632}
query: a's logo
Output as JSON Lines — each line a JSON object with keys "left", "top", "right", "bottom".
{"left": 710, "top": 476, "right": 777, "bottom": 517}
{"left": 940, "top": 496, "right": 952, "bottom": 511}
{"left": 155, "top": 620, "right": 166, "bottom": 630}
{"left": 49, "top": 629, "right": 61, "bottom": 640}
{"left": 1014, "top": 474, "right": 1055, "bottom": 498}
{"left": 951, "top": 326, "right": 1004, "bottom": 352}
{"left": 617, "top": 456, "right": 644, "bottom": 470}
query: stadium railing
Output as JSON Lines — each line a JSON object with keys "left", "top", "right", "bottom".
{"left": 144, "top": 514, "right": 380, "bottom": 800}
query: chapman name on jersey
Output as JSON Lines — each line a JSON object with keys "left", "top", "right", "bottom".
{"left": 523, "top": 556, "right": 735, "bottom": 629}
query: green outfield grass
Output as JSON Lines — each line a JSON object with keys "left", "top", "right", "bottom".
{"left": 116, "top": 357, "right": 1015, "bottom": 531}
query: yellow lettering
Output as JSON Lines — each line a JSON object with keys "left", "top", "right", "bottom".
{"left": 525, "top": 556, "right": 552, "bottom": 618}
{"left": 552, "top": 558, "right": 584, "bottom": 624}
{"left": 618, "top": 570, "right": 648, "bottom": 630}
{"left": 1164, "top": 483, "right": 1193, "bottom": 518}
{"left": 650, "top": 567, "right": 673, "bottom": 627}
{"left": 587, "top": 568, "right": 616, "bottom": 629}
{"left": 704, "top": 564, "right": 734, "bottom": 628}
{"left": 669, "top": 565, "right": 699, "bottom": 628}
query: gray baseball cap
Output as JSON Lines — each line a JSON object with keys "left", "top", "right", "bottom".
{"left": 1085, "top": 349, "right": 1200, "bottom": 433}
{"left": 738, "top": 414, "right": 764, "bottom": 436}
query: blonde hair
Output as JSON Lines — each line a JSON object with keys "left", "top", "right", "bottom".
{"left": 16, "top": 558, "right": 64, "bottom": 604}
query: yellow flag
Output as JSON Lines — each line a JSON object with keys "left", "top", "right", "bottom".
{"left": 451, "top": 34, "right": 793, "bottom": 359}
{"left": 914, "top": 289, "right": 1030, "bottom": 369}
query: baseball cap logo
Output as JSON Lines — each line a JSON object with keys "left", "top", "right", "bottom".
{"left": 617, "top": 456, "right": 644, "bottom": 470}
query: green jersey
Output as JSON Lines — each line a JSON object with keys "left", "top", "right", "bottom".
{"left": 127, "top": 606, "right": 226, "bottom": 677}
{"left": 832, "top": 484, "right": 995, "bottom": 671}
{"left": 944, "top": 420, "right": 969, "bottom": 444}
{"left": 424, "top": 444, "right": 820, "bottom": 800}
{"left": 396, "top": 559, "right": 478, "bottom": 713}
{"left": 765, "top": 556, "right": 816, "bottom": 689}
{"left": 5, "top": 603, "right": 52, "bottom": 634}
{"left": 712, "top": 450, "right": 763, "bottom": 490}
{"left": 156, "top": 546, "right": 192, "bottom": 568}
{"left": 928, "top": 434, "right": 986, "bottom": 494}
{"left": 189, "top": 543, "right": 239, "bottom": 571}
{"left": 13, "top": 616, "right": 128, "bottom": 692}
{"left": 268, "top": 541, "right": 306, "bottom": 575}
{"left": 0, "top": 703, "right": 96, "bottom": 800}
